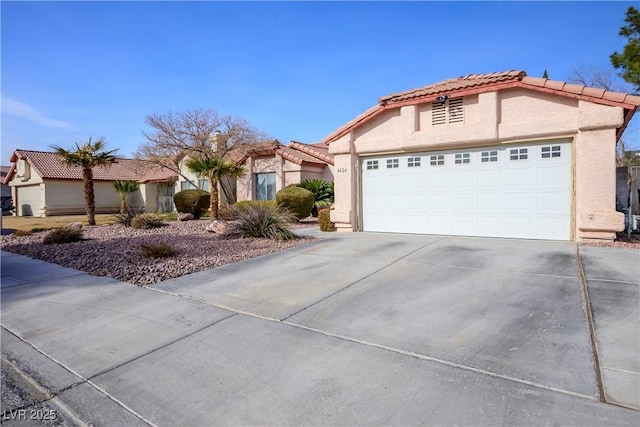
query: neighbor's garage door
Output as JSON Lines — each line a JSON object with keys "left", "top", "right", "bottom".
{"left": 361, "top": 141, "right": 571, "bottom": 240}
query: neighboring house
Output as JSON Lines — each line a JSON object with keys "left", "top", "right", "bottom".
{"left": 324, "top": 70, "right": 640, "bottom": 241}
{"left": 176, "top": 140, "right": 334, "bottom": 204}
{"left": 1, "top": 166, "right": 13, "bottom": 215}
{"left": 3, "top": 149, "right": 178, "bottom": 216}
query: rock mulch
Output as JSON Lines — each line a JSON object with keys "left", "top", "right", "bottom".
{"left": 579, "top": 232, "right": 640, "bottom": 249}
{"left": 0, "top": 219, "right": 316, "bottom": 286}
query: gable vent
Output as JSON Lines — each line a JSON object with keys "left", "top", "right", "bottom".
{"left": 448, "top": 97, "right": 464, "bottom": 123}
{"left": 431, "top": 97, "right": 464, "bottom": 126}
{"left": 431, "top": 102, "right": 446, "bottom": 125}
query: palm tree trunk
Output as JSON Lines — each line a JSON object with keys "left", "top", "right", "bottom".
{"left": 120, "top": 199, "right": 127, "bottom": 215}
{"left": 83, "top": 167, "right": 96, "bottom": 225}
{"left": 210, "top": 178, "right": 219, "bottom": 220}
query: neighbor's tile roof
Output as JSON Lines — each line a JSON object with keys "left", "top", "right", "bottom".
{"left": 322, "top": 70, "right": 640, "bottom": 144}
{"left": 4, "top": 149, "right": 177, "bottom": 184}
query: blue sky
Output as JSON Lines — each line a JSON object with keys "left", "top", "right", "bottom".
{"left": 1, "top": 1, "right": 638, "bottom": 164}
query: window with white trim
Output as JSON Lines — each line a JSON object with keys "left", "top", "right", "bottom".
{"left": 432, "top": 97, "right": 464, "bottom": 125}
{"left": 430, "top": 155, "right": 445, "bottom": 166}
{"left": 481, "top": 151, "right": 498, "bottom": 162}
{"left": 510, "top": 148, "right": 528, "bottom": 160}
{"left": 366, "top": 160, "right": 379, "bottom": 170}
{"left": 407, "top": 157, "right": 421, "bottom": 167}
{"left": 454, "top": 153, "right": 470, "bottom": 164}
{"left": 386, "top": 159, "right": 399, "bottom": 169}
{"left": 541, "top": 145, "right": 561, "bottom": 158}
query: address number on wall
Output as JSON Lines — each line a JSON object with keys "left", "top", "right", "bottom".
{"left": 337, "top": 168, "right": 348, "bottom": 173}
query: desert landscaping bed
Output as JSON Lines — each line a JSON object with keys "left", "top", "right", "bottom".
{"left": 0, "top": 219, "right": 317, "bottom": 286}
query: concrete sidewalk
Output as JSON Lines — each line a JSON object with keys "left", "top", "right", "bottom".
{"left": 1, "top": 233, "right": 639, "bottom": 426}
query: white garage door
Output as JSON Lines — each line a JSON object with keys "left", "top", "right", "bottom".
{"left": 361, "top": 141, "right": 572, "bottom": 240}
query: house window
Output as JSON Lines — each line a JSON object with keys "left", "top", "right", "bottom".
{"left": 180, "top": 180, "right": 197, "bottom": 191}
{"left": 366, "top": 160, "right": 379, "bottom": 170}
{"left": 387, "top": 159, "right": 399, "bottom": 169}
{"left": 454, "top": 153, "right": 470, "bottom": 164}
{"left": 407, "top": 157, "right": 421, "bottom": 167}
{"left": 198, "top": 178, "right": 210, "bottom": 191}
{"left": 432, "top": 97, "right": 464, "bottom": 126}
{"left": 481, "top": 151, "right": 498, "bottom": 162}
{"left": 510, "top": 148, "right": 528, "bottom": 160}
{"left": 255, "top": 173, "right": 276, "bottom": 200}
{"left": 430, "top": 155, "right": 445, "bottom": 166}
{"left": 541, "top": 145, "right": 561, "bottom": 158}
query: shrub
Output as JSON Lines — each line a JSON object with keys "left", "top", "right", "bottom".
{"left": 275, "top": 186, "right": 314, "bottom": 220}
{"left": 140, "top": 242, "right": 176, "bottom": 258}
{"left": 296, "top": 179, "right": 334, "bottom": 217}
{"left": 131, "top": 213, "right": 165, "bottom": 230}
{"left": 173, "top": 189, "right": 210, "bottom": 219}
{"left": 113, "top": 206, "right": 146, "bottom": 227}
{"left": 226, "top": 203, "right": 297, "bottom": 240}
{"left": 43, "top": 228, "right": 83, "bottom": 245}
{"left": 15, "top": 230, "right": 33, "bottom": 237}
{"left": 318, "top": 208, "right": 336, "bottom": 232}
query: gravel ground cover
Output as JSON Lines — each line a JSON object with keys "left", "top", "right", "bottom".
{"left": 1, "top": 219, "right": 317, "bottom": 286}
{"left": 579, "top": 232, "right": 640, "bottom": 249}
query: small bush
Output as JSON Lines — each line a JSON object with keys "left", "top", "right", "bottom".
{"left": 276, "top": 186, "right": 314, "bottom": 220}
{"left": 43, "top": 228, "right": 83, "bottom": 245}
{"left": 318, "top": 208, "right": 336, "bottom": 232}
{"left": 296, "top": 179, "right": 334, "bottom": 217}
{"left": 114, "top": 206, "right": 146, "bottom": 227}
{"left": 140, "top": 242, "right": 176, "bottom": 258}
{"left": 131, "top": 213, "right": 165, "bottom": 230}
{"left": 14, "top": 230, "right": 33, "bottom": 236}
{"left": 226, "top": 203, "right": 297, "bottom": 240}
{"left": 173, "top": 189, "right": 210, "bottom": 219}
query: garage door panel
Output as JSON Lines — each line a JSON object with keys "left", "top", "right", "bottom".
{"left": 361, "top": 141, "right": 571, "bottom": 240}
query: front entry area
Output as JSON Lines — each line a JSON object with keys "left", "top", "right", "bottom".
{"left": 361, "top": 141, "right": 572, "bottom": 240}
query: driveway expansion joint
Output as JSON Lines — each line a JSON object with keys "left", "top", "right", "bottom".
{"left": 576, "top": 247, "right": 606, "bottom": 403}
{"left": 1, "top": 326, "right": 154, "bottom": 426}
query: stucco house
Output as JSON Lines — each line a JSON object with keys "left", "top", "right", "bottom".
{"left": 324, "top": 70, "right": 640, "bottom": 241}
{"left": 3, "top": 149, "right": 178, "bottom": 216}
{"left": 176, "top": 140, "right": 334, "bottom": 204}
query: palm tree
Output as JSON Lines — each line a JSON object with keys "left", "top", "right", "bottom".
{"left": 51, "top": 138, "right": 117, "bottom": 225}
{"left": 185, "top": 157, "right": 247, "bottom": 219}
{"left": 297, "top": 179, "right": 334, "bottom": 217}
{"left": 113, "top": 180, "right": 140, "bottom": 214}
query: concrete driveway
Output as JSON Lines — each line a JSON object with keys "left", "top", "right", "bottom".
{"left": 1, "top": 231, "right": 638, "bottom": 426}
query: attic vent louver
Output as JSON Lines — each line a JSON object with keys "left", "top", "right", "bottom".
{"left": 432, "top": 97, "right": 464, "bottom": 126}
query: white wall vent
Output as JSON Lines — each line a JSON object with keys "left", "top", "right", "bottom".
{"left": 16, "top": 159, "right": 31, "bottom": 181}
{"left": 432, "top": 97, "right": 464, "bottom": 125}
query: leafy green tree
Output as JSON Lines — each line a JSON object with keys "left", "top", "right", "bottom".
{"left": 185, "top": 157, "right": 247, "bottom": 219}
{"left": 51, "top": 138, "right": 117, "bottom": 225}
{"left": 113, "top": 180, "right": 140, "bottom": 214}
{"left": 611, "top": 6, "right": 640, "bottom": 93}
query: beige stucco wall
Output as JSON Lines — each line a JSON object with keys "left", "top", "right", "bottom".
{"left": 329, "top": 89, "right": 626, "bottom": 240}
{"left": 42, "top": 180, "right": 123, "bottom": 215}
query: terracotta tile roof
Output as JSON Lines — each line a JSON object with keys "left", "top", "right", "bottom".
{"left": 231, "top": 140, "right": 282, "bottom": 165}
{"left": 276, "top": 145, "right": 328, "bottom": 166}
{"left": 288, "top": 141, "right": 334, "bottom": 165}
{"left": 4, "top": 149, "right": 177, "bottom": 185}
{"left": 322, "top": 70, "right": 640, "bottom": 144}
{"left": 235, "top": 140, "right": 333, "bottom": 167}
{"left": 379, "top": 70, "right": 526, "bottom": 105}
